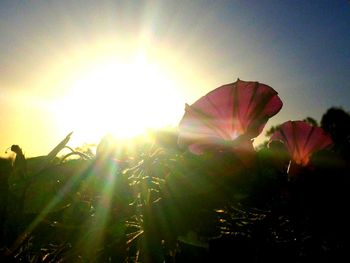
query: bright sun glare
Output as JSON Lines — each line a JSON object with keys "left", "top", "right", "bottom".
{"left": 53, "top": 54, "right": 184, "bottom": 146}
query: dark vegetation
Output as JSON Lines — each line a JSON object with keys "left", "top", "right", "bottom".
{"left": 0, "top": 107, "right": 349, "bottom": 262}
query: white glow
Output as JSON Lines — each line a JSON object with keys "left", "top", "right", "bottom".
{"left": 52, "top": 54, "right": 184, "bottom": 145}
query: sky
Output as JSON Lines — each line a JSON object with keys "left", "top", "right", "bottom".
{"left": 0, "top": 0, "right": 349, "bottom": 157}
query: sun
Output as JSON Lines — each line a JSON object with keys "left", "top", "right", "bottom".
{"left": 52, "top": 54, "right": 184, "bottom": 146}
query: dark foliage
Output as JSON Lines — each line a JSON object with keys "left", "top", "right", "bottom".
{"left": 321, "top": 107, "right": 350, "bottom": 159}
{"left": 0, "top": 108, "right": 350, "bottom": 262}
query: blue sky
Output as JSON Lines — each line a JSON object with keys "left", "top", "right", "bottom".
{"left": 0, "top": 0, "right": 349, "bottom": 156}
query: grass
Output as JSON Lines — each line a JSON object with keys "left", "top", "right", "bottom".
{"left": 0, "top": 131, "right": 349, "bottom": 262}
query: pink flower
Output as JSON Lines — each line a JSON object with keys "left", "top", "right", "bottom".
{"left": 178, "top": 79, "right": 283, "bottom": 157}
{"left": 269, "top": 121, "right": 333, "bottom": 166}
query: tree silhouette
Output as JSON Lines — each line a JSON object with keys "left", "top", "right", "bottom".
{"left": 303, "top": 117, "right": 318, "bottom": 127}
{"left": 321, "top": 107, "right": 350, "bottom": 159}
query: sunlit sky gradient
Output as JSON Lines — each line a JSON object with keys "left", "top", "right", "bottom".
{"left": 1, "top": 0, "right": 349, "bottom": 157}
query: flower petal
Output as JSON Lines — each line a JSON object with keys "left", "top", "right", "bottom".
{"left": 178, "top": 79, "right": 283, "bottom": 153}
{"left": 270, "top": 121, "right": 333, "bottom": 166}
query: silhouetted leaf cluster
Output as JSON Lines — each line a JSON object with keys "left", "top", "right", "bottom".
{"left": 0, "top": 107, "right": 349, "bottom": 262}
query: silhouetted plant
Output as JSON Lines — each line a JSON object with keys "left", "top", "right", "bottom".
{"left": 321, "top": 107, "right": 350, "bottom": 159}
{"left": 1, "top": 80, "right": 349, "bottom": 262}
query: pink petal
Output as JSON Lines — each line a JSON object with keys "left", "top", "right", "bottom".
{"left": 270, "top": 121, "right": 333, "bottom": 166}
{"left": 184, "top": 84, "right": 236, "bottom": 140}
{"left": 178, "top": 79, "right": 283, "bottom": 153}
{"left": 234, "top": 80, "right": 283, "bottom": 137}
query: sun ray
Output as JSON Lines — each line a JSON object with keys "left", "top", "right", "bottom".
{"left": 51, "top": 52, "right": 184, "bottom": 148}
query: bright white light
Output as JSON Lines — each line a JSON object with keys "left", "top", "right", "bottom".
{"left": 53, "top": 54, "right": 183, "bottom": 145}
